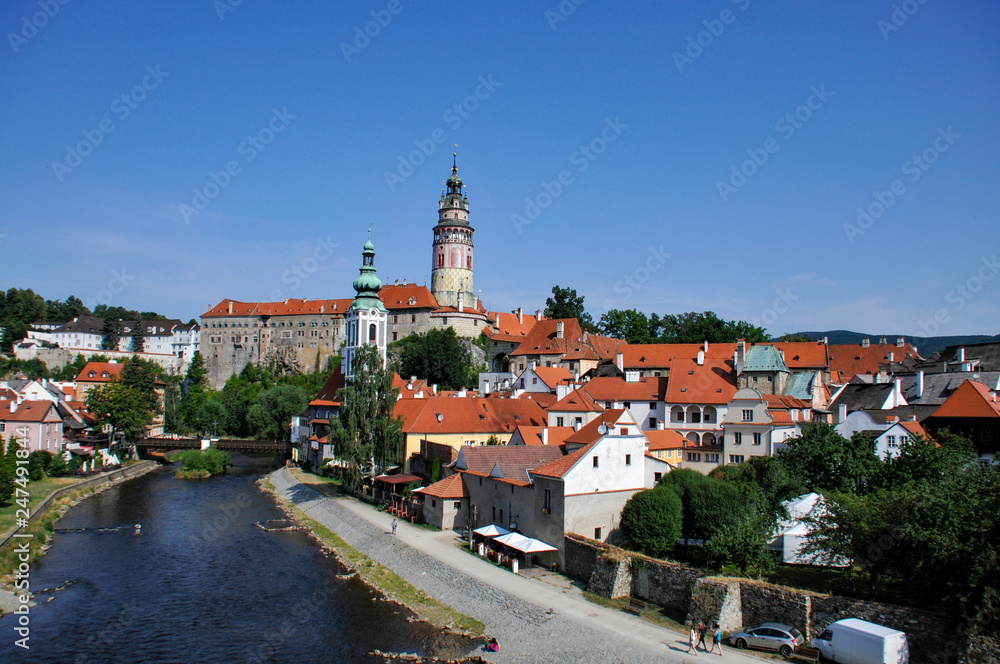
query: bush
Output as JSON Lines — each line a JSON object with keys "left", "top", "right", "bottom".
{"left": 0, "top": 468, "right": 14, "bottom": 504}
{"left": 27, "top": 450, "right": 53, "bottom": 481}
{"left": 620, "top": 488, "right": 683, "bottom": 558}
{"left": 177, "top": 447, "right": 232, "bottom": 476}
{"left": 67, "top": 455, "right": 83, "bottom": 473}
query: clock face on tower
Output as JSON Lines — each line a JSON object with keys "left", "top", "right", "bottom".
{"left": 369, "top": 308, "right": 379, "bottom": 316}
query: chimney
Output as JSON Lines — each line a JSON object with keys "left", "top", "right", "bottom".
{"left": 862, "top": 338, "right": 870, "bottom": 348}
{"left": 535, "top": 309, "right": 542, "bottom": 321}
{"left": 542, "top": 428, "right": 549, "bottom": 445}
{"left": 838, "top": 403, "right": 847, "bottom": 422}
{"left": 656, "top": 420, "right": 664, "bottom": 431}
{"left": 893, "top": 377, "right": 902, "bottom": 406}
{"left": 517, "top": 307, "right": 523, "bottom": 325}
{"left": 615, "top": 352, "right": 624, "bottom": 372}
{"left": 402, "top": 278, "right": 407, "bottom": 285}
{"left": 583, "top": 330, "right": 589, "bottom": 344}
{"left": 823, "top": 336, "right": 828, "bottom": 345}
{"left": 958, "top": 347, "right": 965, "bottom": 363}
{"left": 556, "top": 321, "right": 564, "bottom": 338}
{"left": 703, "top": 341, "right": 708, "bottom": 353}
{"left": 896, "top": 337, "right": 905, "bottom": 347}
{"left": 530, "top": 361, "right": 536, "bottom": 371}
{"left": 432, "top": 384, "right": 438, "bottom": 394}
{"left": 573, "top": 421, "right": 581, "bottom": 432}
{"left": 908, "top": 414, "right": 917, "bottom": 421}
{"left": 228, "top": 301, "right": 233, "bottom": 315}
{"left": 880, "top": 336, "right": 887, "bottom": 345}
{"left": 888, "top": 352, "right": 894, "bottom": 363}
{"left": 916, "top": 370, "right": 924, "bottom": 398}
{"left": 410, "top": 375, "right": 417, "bottom": 383}
{"left": 736, "top": 339, "right": 746, "bottom": 373}
{"left": 697, "top": 350, "right": 705, "bottom": 366}
{"left": 458, "top": 289, "right": 465, "bottom": 313}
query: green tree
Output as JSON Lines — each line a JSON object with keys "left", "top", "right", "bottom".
{"left": 710, "top": 455, "right": 804, "bottom": 515}
{"left": 621, "top": 488, "right": 683, "bottom": 557}
{"left": 247, "top": 385, "right": 308, "bottom": 440}
{"left": 658, "top": 468, "right": 712, "bottom": 546}
{"left": 131, "top": 321, "right": 146, "bottom": 352}
{"left": 329, "top": 344, "right": 403, "bottom": 489}
{"left": 775, "top": 332, "right": 813, "bottom": 342}
{"left": 196, "top": 398, "right": 227, "bottom": 437}
{"left": 657, "top": 311, "right": 768, "bottom": 344}
{"left": 395, "top": 327, "right": 472, "bottom": 390}
{"left": 47, "top": 454, "right": 67, "bottom": 477}
{"left": 186, "top": 351, "right": 208, "bottom": 389}
{"left": 597, "top": 309, "right": 660, "bottom": 344}
{"left": 27, "top": 450, "right": 51, "bottom": 481}
{"left": 121, "top": 357, "right": 161, "bottom": 418}
{"left": 86, "top": 381, "right": 154, "bottom": 440}
{"left": 778, "top": 423, "right": 879, "bottom": 495}
{"left": 101, "top": 317, "right": 121, "bottom": 350}
{"left": 1, "top": 436, "right": 22, "bottom": 476}
{"left": 702, "top": 500, "right": 776, "bottom": 578}
{"left": 0, "top": 467, "right": 14, "bottom": 504}
{"left": 544, "top": 285, "right": 594, "bottom": 331}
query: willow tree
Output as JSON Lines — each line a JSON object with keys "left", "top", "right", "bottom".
{"left": 329, "top": 344, "right": 403, "bottom": 490}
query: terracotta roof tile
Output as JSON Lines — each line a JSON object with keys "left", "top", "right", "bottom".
{"left": 828, "top": 342, "right": 923, "bottom": 378}
{"left": 417, "top": 473, "right": 470, "bottom": 498}
{"left": 202, "top": 298, "right": 353, "bottom": 318}
{"left": 76, "top": 362, "right": 124, "bottom": 383}
{"left": 533, "top": 366, "right": 574, "bottom": 388}
{"left": 395, "top": 397, "right": 547, "bottom": 435}
{"left": 0, "top": 401, "right": 59, "bottom": 423}
{"left": 645, "top": 428, "right": 688, "bottom": 451}
{"left": 550, "top": 388, "right": 603, "bottom": 413}
{"left": 931, "top": 380, "right": 1000, "bottom": 419}
{"left": 583, "top": 376, "right": 667, "bottom": 402}
{"left": 512, "top": 425, "right": 575, "bottom": 446}
{"left": 664, "top": 357, "right": 737, "bottom": 404}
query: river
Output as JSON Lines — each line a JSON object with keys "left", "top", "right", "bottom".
{"left": 0, "top": 455, "right": 473, "bottom": 663}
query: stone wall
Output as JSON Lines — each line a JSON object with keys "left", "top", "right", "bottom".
{"left": 631, "top": 555, "right": 707, "bottom": 621}
{"left": 739, "top": 581, "right": 811, "bottom": 638}
{"left": 811, "top": 594, "right": 945, "bottom": 662}
{"left": 563, "top": 533, "right": 607, "bottom": 583}
{"left": 689, "top": 578, "right": 741, "bottom": 631}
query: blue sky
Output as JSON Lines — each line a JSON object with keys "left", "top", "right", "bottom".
{"left": 1, "top": 0, "right": 998, "bottom": 338}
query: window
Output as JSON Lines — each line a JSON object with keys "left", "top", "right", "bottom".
{"left": 690, "top": 411, "right": 701, "bottom": 423}
{"left": 623, "top": 401, "right": 631, "bottom": 409}
{"left": 625, "top": 454, "right": 632, "bottom": 466}
{"left": 729, "top": 454, "right": 745, "bottom": 464}
{"left": 734, "top": 432, "right": 742, "bottom": 445}
{"left": 491, "top": 506, "right": 495, "bottom": 521}
{"left": 886, "top": 435, "right": 897, "bottom": 448}
{"left": 437, "top": 254, "right": 444, "bottom": 267}
{"left": 392, "top": 332, "right": 398, "bottom": 341}
{"left": 649, "top": 401, "right": 656, "bottom": 410}
{"left": 592, "top": 456, "right": 599, "bottom": 468}
{"left": 411, "top": 314, "right": 416, "bottom": 323}
{"left": 574, "top": 417, "right": 582, "bottom": 427}
{"left": 649, "top": 417, "right": 656, "bottom": 428}
{"left": 543, "top": 489, "right": 551, "bottom": 511}
{"left": 432, "top": 499, "right": 437, "bottom": 508}
{"left": 687, "top": 452, "right": 702, "bottom": 462}
{"left": 753, "top": 433, "right": 762, "bottom": 445}
{"left": 742, "top": 409, "right": 753, "bottom": 421}
{"left": 654, "top": 472, "right": 662, "bottom": 482}
{"left": 454, "top": 502, "right": 462, "bottom": 510}
{"left": 556, "top": 417, "right": 564, "bottom": 427}
{"left": 594, "top": 527, "right": 602, "bottom": 540}
{"left": 705, "top": 453, "right": 719, "bottom": 463}
{"left": 532, "top": 377, "right": 537, "bottom": 385}
{"left": 674, "top": 410, "right": 684, "bottom": 422}
{"left": 499, "top": 509, "right": 504, "bottom": 524}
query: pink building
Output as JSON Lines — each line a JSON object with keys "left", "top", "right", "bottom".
{"left": 0, "top": 400, "right": 65, "bottom": 453}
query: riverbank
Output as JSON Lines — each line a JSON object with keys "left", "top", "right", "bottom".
{"left": 0, "top": 460, "right": 159, "bottom": 615}
{"left": 268, "top": 467, "right": 767, "bottom": 664}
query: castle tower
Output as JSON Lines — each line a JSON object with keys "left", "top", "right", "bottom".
{"left": 430, "top": 155, "right": 474, "bottom": 309}
{"left": 343, "top": 234, "right": 388, "bottom": 379}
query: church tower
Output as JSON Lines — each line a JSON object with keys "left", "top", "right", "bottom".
{"left": 430, "top": 155, "right": 474, "bottom": 309}
{"left": 343, "top": 234, "right": 388, "bottom": 379}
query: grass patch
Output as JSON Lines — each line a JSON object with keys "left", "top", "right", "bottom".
{"left": 289, "top": 468, "right": 344, "bottom": 498}
{"left": 0, "top": 476, "right": 81, "bottom": 535}
{"left": 267, "top": 480, "right": 483, "bottom": 636}
{"left": 582, "top": 591, "right": 687, "bottom": 633}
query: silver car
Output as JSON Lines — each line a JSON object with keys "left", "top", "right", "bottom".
{"left": 730, "top": 622, "right": 805, "bottom": 657}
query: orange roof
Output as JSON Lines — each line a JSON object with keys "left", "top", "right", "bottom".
{"left": 395, "top": 397, "right": 547, "bottom": 435}
{"left": 827, "top": 342, "right": 923, "bottom": 378}
{"left": 664, "top": 357, "right": 737, "bottom": 404}
{"left": 0, "top": 401, "right": 59, "bottom": 423}
{"left": 645, "top": 428, "right": 688, "bottom": 451}
{"left": 379, "top": 283, "right": 440, "bottom": 310}
{"left": 417, "top": 473, "right": 469, "bottom": 498}
{"left": 932, "top": 380, "right": 1000, "bottom": 419}
{"left": 487, "top": 311, "right": 545, "bottom": 340}
{"left": 510, "top": 318, "right": 621, "bottom": 360}
{"left": 772, "top": 342, "right": 829, "bottom": 369}
{"left": 900, "top": 420, "right": 930, "bottom": 439}
{"left": 202, "top": 298, "right": 353, "bottom": 318}
{"left": 533, "top": 366, "right": 574, "bottom": 388}
{"left": 77, "top": 362, "right": 124, "bottom": 383}
{"left": 455, "top": 445, "right": 566, "bottom": 485}
{"left": 550, "top": 388, "right": 603, "bottom": 413}
{"left": 583, "top": 376, "right": 667, "bottom": 403}
{"left": 513, "top": 425, "right": 575, "bottom": 446}
{"left": 530, "top": 413, "right": 632, "bottom": 480}
{"left": 620, "top": 343, "right": 736, "bottom": 370}
{"left": 309, "top": 371, "right": 346, "bottom": 407}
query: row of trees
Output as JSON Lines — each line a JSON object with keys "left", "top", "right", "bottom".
{"left": 542, "top": 286, "right": 774, "bottom": 344}
{"left": 619, "top": 423, "right": 999, "bottom": 638}
{"left": 389, "top": 327, "right": 486, "bottom": 391}
{"left": 0, "top": 438, "right": 79, "bottom": 504}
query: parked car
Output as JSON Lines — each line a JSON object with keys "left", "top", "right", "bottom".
{"left": 812, "top": 618, "right": 909, "bottom": 664}
{"left": 730, "top": 622, "right": 805, "bottom": 657}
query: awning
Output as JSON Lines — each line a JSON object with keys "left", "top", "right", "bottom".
{"left": 373, "top": 474, "right": 422, "bottom": 485}
{"left": 494, "top": 532, "right": 557, "bottom": 553}
{"left": 473, "top": 524, "right": 510, "bottom": 538}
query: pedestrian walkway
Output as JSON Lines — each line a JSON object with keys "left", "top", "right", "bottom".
{"left": 272, "top": 468, "right": 766, "bottom": 664}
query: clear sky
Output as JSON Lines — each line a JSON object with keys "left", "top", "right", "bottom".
{"left": 2, "top": 1, "right": 998, "bottom": 337}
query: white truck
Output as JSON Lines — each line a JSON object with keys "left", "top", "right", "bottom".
{"left": 812, "top": 618, "right": 909, "bottom": 664}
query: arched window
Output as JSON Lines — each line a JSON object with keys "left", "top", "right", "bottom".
{"left": 466, "top": 255, "right": 472, "bottom": 269}
{"left": 438, "top": 253, "right": 444, "bottom": 267}
{"left": 368, "top": 323, "right": 377, "bottom": 344}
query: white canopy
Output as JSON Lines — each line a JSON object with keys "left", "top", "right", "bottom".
{"left": 473, "top": 524, "right": 510, "bottom": 538}
{"left": 494, "top": 532, "right": 557, "bottom": 554}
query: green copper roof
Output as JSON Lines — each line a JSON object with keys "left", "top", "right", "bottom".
{"left": 742, "top": 344, "right": 789, "bottom": 373}
{"left": 784, "top": 372, "right": 814, "bottom": 399}
{"left": 350, "top": 236, "right": 387, "bottom": 312}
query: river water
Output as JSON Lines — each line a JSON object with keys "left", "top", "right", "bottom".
{"left": 0, "top": 456, "right": 473, "bottom": 663}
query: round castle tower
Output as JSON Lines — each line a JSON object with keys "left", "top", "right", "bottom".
{"left": 430, "top": 155, "right": 474, "bottom": 309}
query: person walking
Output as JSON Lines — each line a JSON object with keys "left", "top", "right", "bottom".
{"left": 708, "top": 624, "right": 723, "bottom": 656}
{"left": 697, "top": 622, "right": 708, "bottom": 651}
{"left": 391, "top": 518, "right": 397, "bottom": 535}
{"left": 686, "top": 623, "right": 699, "bottom": 655}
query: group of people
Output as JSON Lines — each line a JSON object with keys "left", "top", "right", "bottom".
{"left": 686, "top": 621, "right": 723, "bottom": 656}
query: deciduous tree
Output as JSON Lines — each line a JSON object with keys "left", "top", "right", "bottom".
{"left": 620, "top": 488, "right": 683, "bottom": 558}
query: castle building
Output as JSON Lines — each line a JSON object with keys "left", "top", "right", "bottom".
{"left": 431, "top": 155, "right": 474, "bottom": 309}
{"left": 343, "top": 235, "right": 388, "bottom": 379}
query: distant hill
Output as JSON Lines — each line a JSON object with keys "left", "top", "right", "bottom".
{"left": 798, "top": 330, "right": 1000, "bottom": 357}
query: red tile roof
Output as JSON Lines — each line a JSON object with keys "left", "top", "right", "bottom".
{"left": 533, "top": 366, "right": 574, "bottom": 388}
{"left": 772, "top": 342, "right": 830, "bottom": 370}
{"left": 309, "top": 371, "right": 346, "bottom": 407}
{"left": 550, "top": 388, "right": 603, "bottom": 413}
{"left": 510, "top": 319, "right": 621, "bottom": 360}
{"left": 417, "top": 473, "right": 470, "bottom": 498}
{"left": 512, "top": 425, "right": 575, "bottom": 446}
{"left": 827, "top": 342, "right": 923, "bottom": 378}
{"left": 76, "top": 362, "right": 124, "bottom": 383}
{"left": 931, "top": 380, "right": 1000, "bottom": 419}
{"left": 646, "top": 428, "right": 688, "bottom": 451}
{"left": 487, "top": 311, "right": 545, "bottom": 340}
{"left": 395, "top": 397, "right": 548, "bottom": 435}
{"left": 379, "top": 284, "right": 440, "bottom": 310}
{"left": 664, "top": 357, "right": 737, "bottom": 404}
{"left": 563, "top": 409, "right": 629, "bottom": 446}
{"left": 900, "top": 420, "right": 930, "bottom": 439}
{"left": 0, "top": 401, "right": 59, "bottom": 423}
{"left": 202, "top": 298, "right": 354, "bottom": 318}
{"left": 620, "top": 343, "right": 737, "bottom": 370}
{"left": 455, "top": 445, "right": 565, "bottom": 484}
{"left": 582, "top": 376, "right": 667, "bottom": 402}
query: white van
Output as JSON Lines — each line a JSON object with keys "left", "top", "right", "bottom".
{"left": 813, "top": 618, "right": 909, "bottom": 664}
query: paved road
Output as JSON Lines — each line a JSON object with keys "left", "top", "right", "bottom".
{"left": 272, "top": 468, "right": 766, "bottom": 664}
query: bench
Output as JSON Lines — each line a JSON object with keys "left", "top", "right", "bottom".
{"left": 789, "top": 647, "right": 821, "bottom": 662}
{"left": 623, "top": 597, "right": 646, "bottom": 616}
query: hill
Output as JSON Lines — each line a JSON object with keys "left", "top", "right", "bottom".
{"left": 798, "top": 330, "right": 1000, "bottom": 357}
